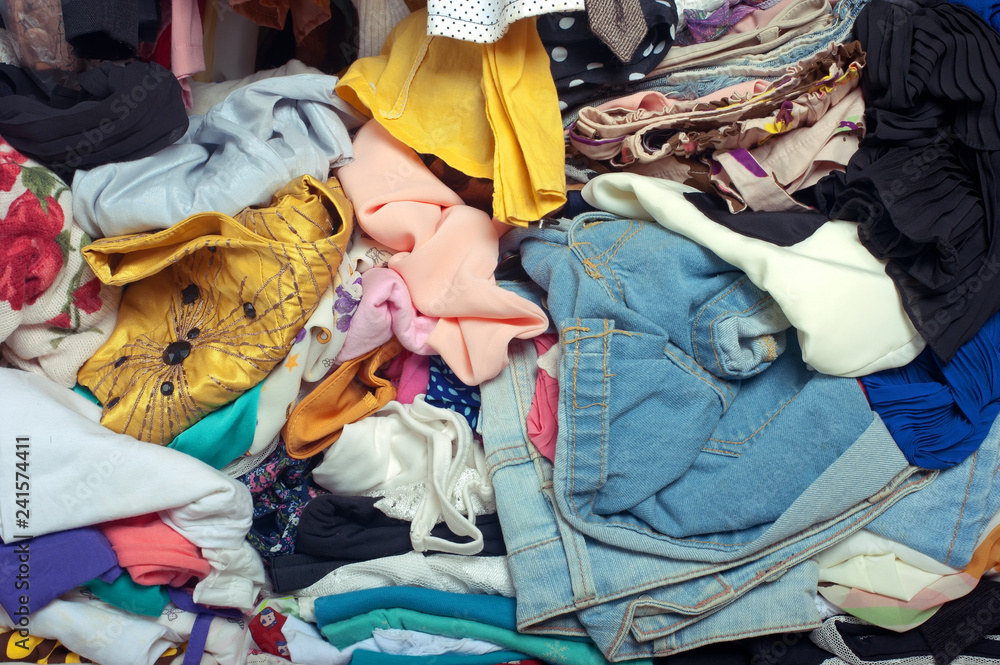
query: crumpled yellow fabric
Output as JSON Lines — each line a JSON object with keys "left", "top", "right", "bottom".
{"left": 336, "top": 11, "right": 566, "bottom": 226}
{"left": 78, "top": 175, "right": 352, "bottom": 444}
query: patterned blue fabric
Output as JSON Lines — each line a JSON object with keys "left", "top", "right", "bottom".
{"left": 426, "top": 356, "right": 482, "bottom": 430}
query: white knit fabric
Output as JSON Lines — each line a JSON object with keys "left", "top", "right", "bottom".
{"left": 292, "top": 551, "right": 515, "bottom": 599}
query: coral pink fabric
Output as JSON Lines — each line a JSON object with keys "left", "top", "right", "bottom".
{"left": 336, "top": 121, "right": 549, "bottom": 385}
{"left": 335, "top": 267, "right": 438, "bottom": 364}
{"left": 526, "top": 333, "right": 559, "bottom": 462}
{"left": 99, "top": 513, "right": 211, "bottom": 587}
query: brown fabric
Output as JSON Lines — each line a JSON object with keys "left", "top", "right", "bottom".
{"left": 584, "top": 0, "right": 648, "bottom": 62}
{"left": 419, "top": 153, "right": 495, "bottom": 216}
{"left": 229, "top": 0, "right": 332, "bottom": 43}
{"left": 282, "top": 338, "right": 401, "bottom": 459}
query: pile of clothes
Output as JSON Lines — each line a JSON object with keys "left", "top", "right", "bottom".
{"left": 3, "top": 0, "right": 1000, "bottom": 662}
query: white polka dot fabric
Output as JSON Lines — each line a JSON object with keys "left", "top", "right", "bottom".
{"left": 426, "top": 0, "right": 586, "bottom": 43}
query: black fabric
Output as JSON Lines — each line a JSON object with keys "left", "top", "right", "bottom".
{"left": 537, "top": 0, "right": 678, "bottom": 110}
{"left": 814, "top": 615, "right": 1000, "bottom": 664}
{"left": 919, "top": 580, "right": 1000, "bottom": 665}
{"left": 799, "top": 0, "right": 1000, "bottom": 362}
{"left": 684, "top": 192, "right": 829, "bottom": 246}
{"left": 295, "top": 494, "right": 507, "bottom": 562}
{"left": 61, "top": 0, "right": 160, "bottom": 60}
{"left": 652, "top": 630, "right": 832, "bottom": 664}
{"left": 0, "top": 61, "right": 187, "bottom": 179}
{"left": 269, "top": 552, "right": 355, "bottom": 592}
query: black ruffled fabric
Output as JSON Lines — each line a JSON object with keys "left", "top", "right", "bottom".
{"left": 0, "top": 61, "right": 187, "bottom": 179}
{"left": 797, "top": 0, "right": 1000, "bottom": 362}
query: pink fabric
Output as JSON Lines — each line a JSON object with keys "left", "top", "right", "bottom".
{"left": 591, "top": 80, "right": 772, "bottom": 117}
{"left": 171, "top": 0, "right": 205, "bottom": 108}
{"left": 527, "top": 333, "right": 559, "bottom": 462}
{"left": 384, "top": 350, "right": 431, "bottom": 405}
{"left": 336, "top": 120, "right": 549, "bottom": 385}
{"left": 99, "top": 513, "right": 211, "bottom": 587}
{"left": 335, "top": 267, "right": 438, "bottom": 364}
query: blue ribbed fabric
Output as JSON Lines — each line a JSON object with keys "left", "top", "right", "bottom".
{"left": 861, "top": 313, "right": 1000, "bottom": 469}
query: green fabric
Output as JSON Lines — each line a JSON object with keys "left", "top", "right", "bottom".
{"left": 168, "top": 382, "right": 261, "bottom": 468}
{"left": 84, "top": 570, "right": 170, "bottom": 617}
{"left": 320, "top": 608, "right": 648, "bottom": 665}
{"left": 351, "top": 650, "right": 528, "bottom": 665}
{"left": 72, "top": 382, "right": 261, "bottom": 470}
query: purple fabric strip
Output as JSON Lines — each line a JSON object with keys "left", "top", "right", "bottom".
{"left": 166, "top": 588, "right": 244, "bottom": 665}
{"left": 729, "top": 148, "right": 769, "bottom": 177}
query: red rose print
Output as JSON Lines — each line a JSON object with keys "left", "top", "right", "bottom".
{"left": 0, "top": 192, "right": 65, "bottom": 311}
{"left": 0, "top": 162, "right": 19, "bottom": 193}
{"left": 0, "top": 141, "right": 28, "bottom": 191}
{"left": 47, "top": 312, "right": 72, "bottom": 329}
{"left": 72, "top": 277, "right": 104, "bottom": 314}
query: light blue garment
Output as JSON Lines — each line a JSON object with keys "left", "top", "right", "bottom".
{"left": 478, "top": 334, "right": 930, "bottom": 659}
{"left": 509, "top": 212, "right": 903, "bottom": 546}
{"left": 865, "top": 412, "right": 1000, "bottom": 570}
{"left": 71, "top": 74, "right": 365, "bottom": 238}
{"left": 314, "top": 587, "right": 518, "bottom": 629}
{"left": 561, "top": 0, "right": 871, "bottom": 127}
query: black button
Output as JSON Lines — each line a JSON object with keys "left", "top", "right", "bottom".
{"left": 160, "top": 381, "right": 174, "bottom": 396}
{"left": 186, "top": 328, "right": 200, "bottom": 339}
{"left": 243, "top": 302, "right": 257, "bottom": 319}
{"left": 162, "top": 340, "right": 192, "bottom": 365}
{"left": 181, "top": 284, "right": 200, "bottom": 305}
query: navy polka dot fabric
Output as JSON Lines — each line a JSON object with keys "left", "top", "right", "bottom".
{"left": 537, "top": 0, "right": 679, "bottom": 110}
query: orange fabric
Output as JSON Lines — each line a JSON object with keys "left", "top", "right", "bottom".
{"left": 965, "top": 521, "right": 1000, "bottom": 579}
{"left": 282, "top": 338, "right": 401, "bottom": 459}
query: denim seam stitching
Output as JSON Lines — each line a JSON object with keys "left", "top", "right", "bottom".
{"left": 945, "top": 450, "right": 977, "bottom": 565}
{"left": 707, "top": 390, "right": 800, "bottom": 446}
{"left": 508, "top": 536, "right": 563, "bottom": 556}
{"left": 662, "top": 345, "right": 733, "bottom": 403}
{"left": 564, "top": 470, "right": 928, "bottom": 549}
{"left": 629, "top": 485, "right": 925, "bottom": 641}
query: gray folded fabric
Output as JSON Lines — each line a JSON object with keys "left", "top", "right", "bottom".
{"left": 72, "top": 73, "right": 365, "bottom": 238}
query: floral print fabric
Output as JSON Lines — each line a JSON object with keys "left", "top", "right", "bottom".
{"left": 0, "top": 138, "right": 119, "bottom": 386}
{"left": 240, "top": 440, "right": 327, "bottom": 562}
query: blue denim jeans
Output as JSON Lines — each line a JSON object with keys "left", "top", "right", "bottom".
{"left": 561, "top": 0, "right": 871, "bottom": 128}
{"left": 507, "top": 212, "right": 915, "bottom": 554}
{"left": 480, "top": 337, "right": 931, "bottom": 659}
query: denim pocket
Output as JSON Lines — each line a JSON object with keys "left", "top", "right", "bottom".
{"left": 560, "top": 318, "right": 730, "bottom": 516}
{"left": 690, "top": 275, "right": 791, "bottom": 380}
